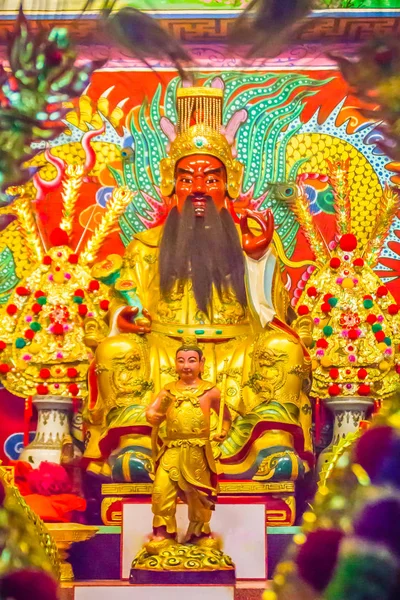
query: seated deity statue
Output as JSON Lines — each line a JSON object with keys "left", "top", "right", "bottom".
{"left": 82, "top": 86, "right": 314, "bottom": 484}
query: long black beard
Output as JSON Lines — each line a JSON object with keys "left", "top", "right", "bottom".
{"left": 159, "top": 197, "right": 247, "bottom": 314}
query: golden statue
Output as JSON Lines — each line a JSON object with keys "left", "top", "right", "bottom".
{"left": 145, "top": 343, "right": 231, "bottom": 554}
{"left": 83, "top": 86, "right": 313, "bottom": 485}
{"left": 130, "top": 344, "right": 235, "bottom": 581}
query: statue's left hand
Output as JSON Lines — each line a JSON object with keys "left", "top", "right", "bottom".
{"left": 240, "top": 209, "right": 274, "bottom": 261}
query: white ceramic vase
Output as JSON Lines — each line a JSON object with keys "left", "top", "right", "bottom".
{"left": 317, "top": 395, "right": 374, "bottom": 473}
{"left": 19, "top": 395, "right": 73, "bottom": 466}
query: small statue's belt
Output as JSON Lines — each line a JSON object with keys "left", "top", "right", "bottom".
{"left": 151, "top": 321, "right": 251, "bottom": 339}
{"left": 166, "top": 438, "right": 208, "bottom": 448}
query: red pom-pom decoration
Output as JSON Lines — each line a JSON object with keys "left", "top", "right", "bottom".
{"left": 375, "top": 330, "right": 386, "bottom": 343}
{"left": 330, "top": 257, "right": 341, "bottom": 269}
{"left": 0, "top": 341, "right": 6, "bottom": 351}
{"left": 307, "top": 286, "right": 318, "bottom": 297}
{"left": 0, "top": 363, "right": 10, "bottom": 374}
{"left": 74, "top": 289, "right": 85, "bottom": 298}
{"left": 34, "top": 290, "right": 45, "bottom": 298}
{"left": 37, "top": 384, "right": 49, "bottom": 395}
{"left": 298, "top": 305, "right": 309, "bottom": 316}
{"left": 377, "top": 285, "right": 388, "bottom": 298}
{"left": 32, "top": 303, "right": 42, "bottom": 314}
{"left": 100, "top": 299, "right": 110, "bottom": 311}
{"left": 358, "top": 384, "right": 371, "bottom": 396}
{"left": 49, "top": 227, "right": 69, "bottom": 247}
{"left": 388, "top": 304, "right": 399, "bottom": 316}
{"left": 353, "top": 258, "right": 364, "bottom": 267}
{"left": 321, "top": 302, "right": 331, "bottom": 313}
{"left": 329, "top": 368, "right": 339, "bottom": 379}
{"left": 348, "top": 329, "right": 359, "bottom": 340}
{"left": 40, "top": 368, "right": 51, "bottom": 379}
{"left": 339, "top": 233, "right": 358, "bottom": 252}
{"left": 296, "top": 529, "right": 344, "bottom": 592}
{"left": 68, "top": 253, "right": 79, "bottom": 264}
{"left": 78, "top": 304, "right": 88, "bottom": 317}
{"left": 324, "top": 294, "right": 333, "bottom": 301}
{"left": 67, "top": 367, "right": 78, "bottom": 378}
{"left": 24, "top": 329, "right": 35, "bottom": 340}
{"left": 16, "top": 286, "right": 30, "bottom": 296}
{"left": 396, "top": 364, "right": 400, "bottom": 375}
{"left": 316, "top": 338, "right": 329, "bottom": 349}
{"left": 52, "top": 323, "right": 64, "bottom": 335}
{"left": 42, "top": 255, "right": 52, "bottom": 265}
{"left": 68, "top": 383, "right": 79, "bottom": 397}
{"left": 358, "top": 368, "right": 368, "bottom": 380}
{"left": 88, "top": 280, "right": 100, "bottom": 292}
{"left": 0, "top": 568, "right": 59, "bottom": 600}
{"left": 366, "top": 314, "right": 377, "bottom": 325}
{"left": 6, "top": 304, "right": 17, "bottom": 316}
{"left": 328, "top": 384, "right": 341, "bottom": 396}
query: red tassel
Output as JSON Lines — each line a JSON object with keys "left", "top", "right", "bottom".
{"left": 72, "top": 397, "right": 80, "bottom": 413}
{"left": 24, "top": 396, "right": 32, "bottom": 446}
{"left": 373, "top": 398, "right": 381, "bottom": 414}
{"left": 315, "top": 397, "right": 321, "bottom": 445}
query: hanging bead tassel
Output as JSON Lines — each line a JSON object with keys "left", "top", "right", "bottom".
{"left": 23, "top": 396, "right": 32, "bottom": 446}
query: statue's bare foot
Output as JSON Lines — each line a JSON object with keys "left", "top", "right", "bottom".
{"left": 189, "top": 533, "right": 222, "bottom": 551}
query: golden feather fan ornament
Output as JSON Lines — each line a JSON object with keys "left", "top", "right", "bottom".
{"left": 291, "top": 183, "right": 330, "bottom": 265}
{"left": 363, "top": 185, "right": 400, "bottom": 268}
{"left": 80, "top": 186, "right": 135, "bottom": 266}
{"left": 327, "top": 158, "right": 352, "bottom": 238}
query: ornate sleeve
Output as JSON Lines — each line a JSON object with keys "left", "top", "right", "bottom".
{"left": 244, "top": 247, "right": 277, "bottom": 328}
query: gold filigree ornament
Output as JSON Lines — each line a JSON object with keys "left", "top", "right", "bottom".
{"left": 294, "top": 160, "right": 400, "bottom": 401}
{"left": 0, "top": 242, "right": 110, "bottom": 399}
{"left": 159, "top": 88, "right": 244, "bottom": 199}
{"left": 0, "top": 183, "right": 136, "bottom": 400}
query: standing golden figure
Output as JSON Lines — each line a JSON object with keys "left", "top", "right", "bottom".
{"left": 129, "top": 344, "right": 235, "bottom": 583}
{"left": 145, "top": 344, "right": 231, "bottom": 554}
{"left": 83, "top": 85, "right": 313, "bottom": 491}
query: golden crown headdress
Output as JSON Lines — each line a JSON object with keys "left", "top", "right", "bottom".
{"left": 160, "top": 87, "right": 244, "bottom": 199}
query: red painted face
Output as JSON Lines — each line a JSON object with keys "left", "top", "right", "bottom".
{"left": 174, "top": 155, "right": 228, "bottom": 217}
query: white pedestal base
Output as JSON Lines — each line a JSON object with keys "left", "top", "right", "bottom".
{"left": 75, "top": 586, "right": 234, "bottom": 600}
{"left": 122, "top": 501, "right": 267, "bottom": 580}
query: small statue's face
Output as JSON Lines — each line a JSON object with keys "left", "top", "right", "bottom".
{"left": 175, "top": 350, "right": 204, "bottom": 379}
{"left": 174, "top": 155, "right": 227, "bottom": 217}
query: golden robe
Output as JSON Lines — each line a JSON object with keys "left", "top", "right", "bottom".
{"left": 84, "top": 224, "right": 313, "bottom": 479}
{"left": 151, "top": 380, "right": 218, "bottom": 537}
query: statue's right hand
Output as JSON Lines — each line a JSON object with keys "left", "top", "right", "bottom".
{"left": 117, "top": 306, "right": 152, "bottom": 335}
{"left": 146, "top": 411, "right": 164, "bottom": 426}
